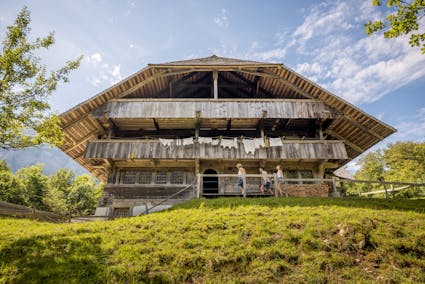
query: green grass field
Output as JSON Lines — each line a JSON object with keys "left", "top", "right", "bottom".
{"left": 1, "top": 197, "right": 424, "bottom": 283}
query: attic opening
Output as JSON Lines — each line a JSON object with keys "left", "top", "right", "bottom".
{"left": 123, "top": 71, "right": 309, "bottom": 100}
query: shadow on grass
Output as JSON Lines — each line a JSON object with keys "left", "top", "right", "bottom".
{"left": 171, "top": 197, "right": 425, "bottom": 213}
{"left": 0, "top": 234, "right": 107, "bottom": 284}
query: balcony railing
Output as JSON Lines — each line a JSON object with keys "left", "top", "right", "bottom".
{"left": 85, "top": 139, "right": 348, "bottom": 160}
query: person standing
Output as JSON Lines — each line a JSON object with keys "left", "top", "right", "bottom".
{"left": 259, "top": 167, "right": 273, "bottom": 195}
{"left": 276, "top": 164, "right": 288, "bottom": 197}
{"left": 236, "top": 163, "right": 246, "bottom": 194}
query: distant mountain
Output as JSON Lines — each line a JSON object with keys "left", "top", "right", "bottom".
{"left": 0, "top": 146, "right": 88, "bottom": 176}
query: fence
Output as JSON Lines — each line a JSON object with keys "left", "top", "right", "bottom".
{"left": 335, "top": 178, "right": 425, "bottom": 198}
{"left": 0, "top": 201, "right": 65, "bottom": 223}
{"left": 195, "top": 173, "right": 335, "bottom": 198}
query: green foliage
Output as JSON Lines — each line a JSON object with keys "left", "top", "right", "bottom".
{"left": 0, "top": 160, "right": 103, "bottom": 214}
{"left": 0, "top": 197, "right": 424, "bottom": 283}
{"left": 0, "top": 6, "right": 82, "bottom": 149}
{"left": 67, "top": 174, "right": 103, "bottom": 216}
{"left": 15, "top": 164, "right": 49, "bottom": 210}
{"left": 0, "top": 160, "right": 25, "bottom": 204}
{"left": 347, "top": 141, "right": 425, "bottom": 197}
{"left": 365, "top": 0, "right": 425, "bottom": 53}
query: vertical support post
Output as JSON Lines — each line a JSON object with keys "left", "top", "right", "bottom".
{"left": 379, "top": 178, "right": 388, "bottom": 199}
{"left": 195, "top": 159, "right": 200, "bottom": 198}
{"left": 273, "top": 173, "right": 278, "bottom": 197}
{"left": 390, "top": 184, "right": 395, "bottom": 198}
{"left": 332, "top": 177, "right": 337, "bottom": 197}
{"left": 242, "top": 176, "right": 247, "bottom": 198}
{"left": 213, "top": 70, "right": 218, "bottom": 99}
{"left": 196, "top": 173, "right": 201, "bottom": 198}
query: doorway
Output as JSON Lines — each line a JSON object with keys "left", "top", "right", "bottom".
{"left": 203, "top": 169, "right": 219, "bottom": 194}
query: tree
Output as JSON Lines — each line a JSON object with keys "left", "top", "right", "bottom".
{"left": 0, "top": 160, "right": 25, "bottom": 204}
{"left": 45, "top": 168, "right": 74, "bottom": 213}
{"left": 67, "top": 174, "right": 103, "bottom": 215}
{"left": 365, "top": 0, "right": 425, "bottom": 54}
{"left": 0, "top": 6, "right": 82, "bottom": 149}
{"left": 347, "top": 141, "right": 425, "bottom": 197}
{"left": 348, "top": 151, "right": 385, "bottom": 195}
{"left": 15, "top": 163, "right": 49, "bottom": 210}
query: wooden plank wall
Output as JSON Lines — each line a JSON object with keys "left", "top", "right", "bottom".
{"left": 92, "top": 99, "right": 336, "bottom": 119}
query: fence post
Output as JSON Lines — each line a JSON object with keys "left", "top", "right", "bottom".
{"left": 242, "top": 176, "right": 247, "bottom": 198}
{"left": 332, "top": 177, "right": 338, "bottom": 197}
{"left": 273, "top": 173, "right": 278, "bottom": 197}
{"left": 390, "top": 184, "right": 395, "bottom": 198}
{"left": 196, "top": 173, "right": 201, "bottom": 198}
{"left": 379, "top": 177, "right": 389, "bottom": 199}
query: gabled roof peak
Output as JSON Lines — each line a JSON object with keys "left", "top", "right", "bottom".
{"left": 149, "top": 55, "right": 282, "bottom": 67}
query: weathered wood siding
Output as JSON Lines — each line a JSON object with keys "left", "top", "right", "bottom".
{"left": 85, "top": 140, "right": 348, "bottom": 160}
{"left": 92, "top": 99, "right": 336, "bottom": 119}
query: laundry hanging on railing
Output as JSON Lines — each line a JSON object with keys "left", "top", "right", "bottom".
{"left": 198, "top": 137, "right": 213, "bottom": 144}
{"left": 242, "top": 139, "right": 256, "bottom": 154}
{"left": 254, "top": 137, "right": 265, "bottom": 148}
{"left": 181, "top": 137, "right": 194, "bottom": 146}
{"left": 269, "top": 137, "right": 283, "bottom": 147}
{"left": 159, "top": 138, "right": 174, "bottom": 148}
{"left": 242, "top": 137, "right": 266, "bottom": 154}
{"left": 221, "top": 138, "right": 238, "bottom": 149}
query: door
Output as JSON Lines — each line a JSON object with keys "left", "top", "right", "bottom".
{"left": 203, "top": 169, "right": 219, "bottom": 194}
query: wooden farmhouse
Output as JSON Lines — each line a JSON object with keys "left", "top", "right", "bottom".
{"left": 59, "top": 55, "right": 395, "bottom": 217}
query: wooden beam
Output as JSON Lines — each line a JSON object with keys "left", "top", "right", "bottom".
{"left": 238, "top": 68, "right": 316, "bottom": 100}
{"left": 62, "top": 113, "right": 89, "bottom": 131}
{"left": 226, "top": 118, "right": 232, "bottom": 131}
{"left": 65, "top": 133, "right": 97, "bottom": 153}
{"left": 119, "top": 68, "right": 196, "bottom": 98}
{"left": 339, "top": 115, "right": 384, "bottom": 140}
{"left": 229, "top": 71, "right": 274, "bottom": 98}
{"left": 153, "top": 118, "right": 160, "bottom": 130}
{"left": 325, "top": 129, "right": 364, "bottom": 153}
{"left": 213, "top": 70, "right": 218, "bottom": 99}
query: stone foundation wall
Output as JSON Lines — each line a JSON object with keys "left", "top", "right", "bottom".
{"left": 284, "top": 183, "right": 329, "bottom": 197}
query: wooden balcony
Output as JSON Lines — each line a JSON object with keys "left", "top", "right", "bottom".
{"left": 84, "top": 139, "right": 348, "bottom": 161}
{"left": 92, "top": 99, "right": 336, "bottom": 131}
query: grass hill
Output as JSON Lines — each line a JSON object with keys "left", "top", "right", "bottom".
{"left": 0, "top": 197, "right": 424, "bottom": 283}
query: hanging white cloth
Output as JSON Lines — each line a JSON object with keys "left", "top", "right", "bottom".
{"left": 182, "top": 137, "right": 194, "bottom": 146}
{"left": 269, "top": 137, "right": 283, "bottom": 147}
{"left": 159, "top": 138, "right": 174, "bottom": 148}
{"left": 254, "top": 137, "right": 265, "bottom": 149}
{"left": 211, "top": 138, "right": 220, "bottom": 146}
{"left": 221, "top": 138, "right": 237, "bottom": 149}
{"left": 243, "top": 139, "right": 256, "bottom": 154}
{"left": 198, "top": 137, "right": 213, "bottom": 144}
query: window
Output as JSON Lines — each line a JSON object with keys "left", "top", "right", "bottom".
{"left": 171, "top": 171, "right": 185, "bottom": 184}
{"left": 122, "top": 171, "right": 136, "bottom": 184}
{"left": 107, "top": 173, "right": 116, "bottom": 184}
{"left": 139, "top": 171, "right": 152, "bottom": 184}
{"left": 285, "top": 170, "right": 298, "bottom": 184}
{"left": 155, "top": 171, "right": 167, "bottom": 184}
{"left": 300, "top": 170, "right": 314, "bottom": 184}
{"left": 114, "top": 207, "right": 130, "bottom": 218}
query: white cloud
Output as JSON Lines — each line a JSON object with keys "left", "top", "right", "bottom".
{"left": 253, "top": 48, "right": 287, "bottom": 62}
{"left": 84, "top": 53, "right": 102, "bottom": 65}
{"left": 84, "top": 52, "right": 122, "bottom": 87}
{"left": 214, "top": 8, "right": 229, "bottom": 28}
{"left": 282, "top": 0, "right": 425, "bottom": 105}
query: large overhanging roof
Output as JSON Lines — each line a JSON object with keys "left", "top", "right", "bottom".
{"left": 59, "top": 55, "right": 396, "bottom": 180}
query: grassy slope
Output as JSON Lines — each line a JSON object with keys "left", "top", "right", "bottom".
{"left": 0, "top": 197, "right": 424, "bottom": 283}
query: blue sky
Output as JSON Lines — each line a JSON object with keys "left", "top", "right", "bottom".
{"left": 0, "top": 0, "right": 424, "bottom": 173}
